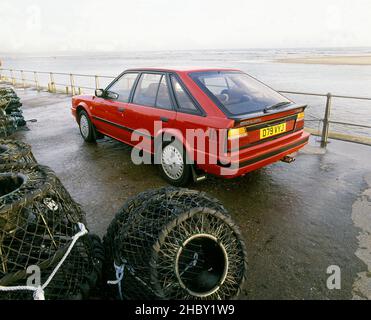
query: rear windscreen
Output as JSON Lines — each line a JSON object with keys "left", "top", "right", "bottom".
{"left": 190, "top": 71, "right": 291, "bottom": 115}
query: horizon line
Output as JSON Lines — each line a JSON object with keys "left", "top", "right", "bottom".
{"left": 1, "top": 46, "right": 371, "bottom": 57}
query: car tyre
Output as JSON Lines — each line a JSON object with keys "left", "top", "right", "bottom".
{"left": 158, "top": 140, "right": 192, "bottom": 186}
{"left": 78, "top": 110, "right": 96, "bottom": 143}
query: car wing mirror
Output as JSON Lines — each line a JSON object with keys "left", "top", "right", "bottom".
{"left": 95, "top": 89, "right": 104, "bottom": 97}
{"left": 106, "top": 91, "right": 119, "bottom": 100}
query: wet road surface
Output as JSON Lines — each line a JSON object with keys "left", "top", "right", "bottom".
{"left": 12, "top": 88, "right": 371, "bottom": 300}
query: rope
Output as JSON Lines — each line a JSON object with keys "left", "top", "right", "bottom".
{"left": 107, "top": 262, "right": 126, "bottom": 300}
{"left": 0, "top": 222, "right": 88, "bottom": 300}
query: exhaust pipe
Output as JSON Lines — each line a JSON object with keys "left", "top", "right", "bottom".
{"left": 281, "top": 155, "right": 296, "bottom": 163}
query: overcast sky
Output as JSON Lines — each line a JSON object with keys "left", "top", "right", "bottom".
{"left": 0, "top": 0, "right": 370, "bottom": 53}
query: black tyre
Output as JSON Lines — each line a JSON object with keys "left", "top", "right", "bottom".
{"left": 158, "top": 140, "right": 192, "bottom": 186}
{"left": 78, "top": 110, "right": 96, "bottom": 143}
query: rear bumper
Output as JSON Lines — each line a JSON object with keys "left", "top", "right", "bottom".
{"left": 199, "top": 131, "right": 310, "bottom": 178}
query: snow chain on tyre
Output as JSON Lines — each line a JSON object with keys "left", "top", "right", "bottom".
{"left": 0, "top": 163, "right": 103, "bottom": 299}
{"left": 103, "top": 187, "right": 247, "bottom": 300}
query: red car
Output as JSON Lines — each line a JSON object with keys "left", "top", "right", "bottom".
{"left": 71, "top": 67, "right": 309, "bottom": 186}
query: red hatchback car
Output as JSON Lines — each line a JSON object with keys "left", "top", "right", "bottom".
{"left": 72, "top": 67, "right": 309, "bottom": 185}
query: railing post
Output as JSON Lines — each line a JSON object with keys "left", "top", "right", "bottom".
{"left": 95, "top": 75, "right": 100, "bottom": 90}
{"left": 34, "top": 71, "right": 40, "bottom": 91}
{"left": 21, "top": 70, "right": 25, "bottom": 88}
{"left": 10, "top": 69, "right": 15, "bottom": 86}
{"left": 70, "top": 74, "right": 75, "bottom": 96}
{"left": 321, "top": 93, "right": 332, "bottom": 148}
{"left": 49, "top": 72, "right": 56, "bottom": 93}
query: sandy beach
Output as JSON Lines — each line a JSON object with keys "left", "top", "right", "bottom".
{"left": 276, "top": 55, "right": 371, "bottom": 65}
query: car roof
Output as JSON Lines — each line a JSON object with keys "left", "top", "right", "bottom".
{"left": 125, "top": 66, "right": 241, "bottom": 73}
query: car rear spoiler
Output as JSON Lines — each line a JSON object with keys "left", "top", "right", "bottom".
{"left": 228, "top": 104, "right": 307, "bottom": 123}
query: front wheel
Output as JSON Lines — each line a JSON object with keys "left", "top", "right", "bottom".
{"left": 158, "top": 141, "right": 192, "bottom": 186}
{"left": 79, "top": 110, "right": 96, "bottom": 143}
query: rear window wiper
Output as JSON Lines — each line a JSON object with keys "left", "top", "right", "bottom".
{"left": 264, "top": 101, "right": 291, "bottom": 113}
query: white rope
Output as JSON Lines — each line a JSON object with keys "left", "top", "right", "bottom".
{"left": 107, "top": 262, "right": 125, "bottom": 300}
{"left": 0, "top": 222, "right": 88, "bottom": 300}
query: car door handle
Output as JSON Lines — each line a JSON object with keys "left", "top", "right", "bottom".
{"left": 118, "top": 107, "right": 125, "bottom": 112}
{"left": 160, "top": 117, "right": 169, "bottom": 122}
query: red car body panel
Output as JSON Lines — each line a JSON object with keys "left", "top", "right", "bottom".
{"left": 72, "top": 67, "right": 309, "bottom": 178}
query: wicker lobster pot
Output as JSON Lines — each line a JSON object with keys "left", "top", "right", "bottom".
{"left": 103, "top": 187, "right": 248, "bottom": 300}
{"left": 0, "top": 95, "right": 21, "bottom": 114}
{"left": 0, "top": 87, "right": 25, "bottom": 131}
{"left": 0, "top": 164, "right": 103, "bottom": 299}
{"left": 0, "top": 140, "right": 36, "bottom": 164}
{"left": 0, "top": 88, "right": 17, "bottom": 97}
{"left": 0, "top": 103, "right": 16, "bottom": 138}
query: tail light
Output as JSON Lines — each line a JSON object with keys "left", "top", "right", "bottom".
{"left": 295, "top": 111, "right": 305, "bottom": 130}
{"left": 297, "top": 112, "right": 305, "bottom": 120}
{"left": 228, "top": 127, "right": 248, "bottom": 139}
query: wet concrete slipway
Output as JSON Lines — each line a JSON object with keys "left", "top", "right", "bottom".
{"left": 11, "top": 88, "right": 371, "bottom": 300}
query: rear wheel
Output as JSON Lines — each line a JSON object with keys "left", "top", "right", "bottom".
{"left": 78, "top": 110, "right": 96, "bottom": 143}
{"left": 159, "top": 140, "right": 192, "bottom": 186}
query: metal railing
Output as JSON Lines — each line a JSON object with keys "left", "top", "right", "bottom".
{"left": 0, "top": 68, "right": 115, "bottom": 95}
{"left": 1, "top": 67, "right": 370, "bottom": 148}
{"left": 278, "top": 90, "right": 371, "bottom": 147}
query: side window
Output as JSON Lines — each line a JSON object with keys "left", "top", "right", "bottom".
{"left": 170, "top": 76, "right": 198, "bottom": 112}
{"left": 203, "top": 76, "right": 229, "bottom": 95}
{"left": 108, "top": 73, "right": 138, "bottom": 102}
{"left": 156, "top": 76, "right": 172, "bottom": 110}
{"left": 133, "top": 73, "right": 162, "bottom": 107}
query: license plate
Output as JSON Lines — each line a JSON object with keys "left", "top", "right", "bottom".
{"left": 260, "top": 123, "right": 286, "bottom": 139}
